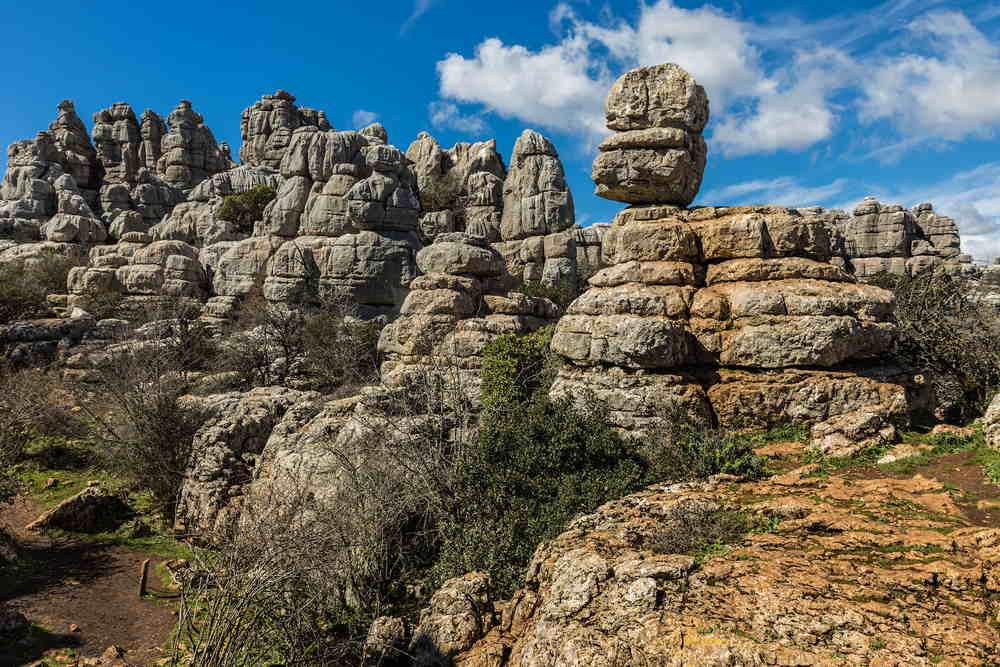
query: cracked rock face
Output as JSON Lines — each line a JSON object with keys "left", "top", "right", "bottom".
{"left": 593, "top": 64, "right": 709, "bottom": 207}
{"left": 239, "top": 90, "right": 331, "bottom": 170}
{"left": 156, "top": 100, "right": 231, "bottom": 192}
{"left": 550, "top": 204, "right": 907, "bottom": 448}
{"left": 406, "top": 132, "right": 507, "bottom": 242}
{"left": 446, "top": 471, "right": 1000, "bottom": 666}
{"left": 500, "top": 130, "right": 575, "bottom": 242}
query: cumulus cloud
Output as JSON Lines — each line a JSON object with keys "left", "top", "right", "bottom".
{"left": 436, "top": 35, "right": 609, "bottom": 143}
{"left": 352, "top": 109, "right": 378, "bottom": 129}
{"left": 428, "top": 101, "right": 487, "bottom": 135}
{"left": 860, "top": 11, "right": 1000, "bottom": 142}
{"left": 434, "top": 1, "right": 844, "bottom": 154}
{"left": 701, "top": 176, "right": 850, "bottom": 207}
{"left": 432, "top": 1, "right": 1000, "bottom": 160}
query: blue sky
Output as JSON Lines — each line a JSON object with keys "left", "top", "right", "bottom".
{"left": 3, "top": 0, "right": 1000, "bottom": 260}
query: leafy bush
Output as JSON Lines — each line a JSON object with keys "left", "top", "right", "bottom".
{"left": 513, "top": 280, "right": 576, "bottom": 312}
{"left": 480, "top": 325, "right": 556, "bottom": 406}
{"left": 436, "top": 395, "right": 647, "bottom": 597}
{"left": 0, "top": 252, "right": 75, "bottom": 323}
{"left": 217, "top": 185, "right": 277, "bottom": 235}
{"left": 643, "top": 417, "right": 769, "bottom": 483}
{"left": 870, "top": 270, "right": 1000, "bottom": 421}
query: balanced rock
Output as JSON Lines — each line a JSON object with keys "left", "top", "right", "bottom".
{"left": 593, "top": 64, "right": 709, "bottom": 206}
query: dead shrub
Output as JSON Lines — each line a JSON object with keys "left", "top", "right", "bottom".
{"left": 0, "top": 251, "right": 76, "bottom": 323}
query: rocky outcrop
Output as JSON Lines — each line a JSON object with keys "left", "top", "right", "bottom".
{"left": 156, "top": 101, "right": 232, "bottom": 193}
{"left": 841, "top": 198, "right": 973, "bottom": 278}
{"left": 551, "top": 65, "right": 907, "bottom": 453}
{"left": 239, "top": 90, "right": 331, "bottom": 170}
{"left": 379, "top": 232, "right": 557, "bottom": 402}
{"left": 551, "top": 204, "right": 906, "bottom": 448}
{"left": 592, "top": 64, "right": 708, "bottom": 207}
{"left": 500, "top": 130, "right": 574, "bottom": 242}
{"left": 150, "top": 165, "right": 282, "bottom": 247}
{"left": 174, "top": 387, "right": 318, "bottom": 535}
{"left": 26, "top": 486, "right": 131, "bottom": 533}
{"left": 406, "top": 132, "right": 506, "bottom": 242}
{"left": 445, "top": 470, "right": 1000, "bottom": 666}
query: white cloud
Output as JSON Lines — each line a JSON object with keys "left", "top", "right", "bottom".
{"left": 701, "top": 176, "right": 850, "bottom": 207}
{"left": 401, "top": 0, "right": 439, "bottom": 34}
{"left": 435, "top": 1, "right": 841, "bottom": 154}
{"left": 436, "top": 35, "right": 610, "bottom": 143}
{"left": 433, "top": 1, "right": 1000, "bottom": 160}
{"left": 712, "top": 49, "right": 854, "bottom": 157}
{"left": 428, "top": 101, "right": 487, "bottom": 135}
{"left": 352, "top": 109, "right": 378, "bottom": 129}
{"left": 860, "top": 11, "right": 1000, "bottom": 142}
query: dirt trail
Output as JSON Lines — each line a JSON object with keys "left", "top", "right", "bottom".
{"left": 1, "top": 496, "right": 177, "bottom": 666}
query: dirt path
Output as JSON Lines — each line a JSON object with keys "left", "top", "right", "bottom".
{"left": 1, "top": 496, "right": 177, "bottom": 666}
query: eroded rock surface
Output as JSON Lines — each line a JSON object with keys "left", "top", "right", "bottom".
{"left": 593, "top": 64, "right": 708, "bottom": 207}
{"left": 448, "top": 472, "right": 1000, "bottom": 666}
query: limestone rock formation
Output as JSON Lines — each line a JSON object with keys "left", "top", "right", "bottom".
{"left": 156, "top": 100, "right": 231, "bottom": 192}
{"left": 500, "top": 130, "right": 574, "bottom": 242}
{"left": 446, "top": 471, "right": 1000, "bottom": 666}
{"left": 406, "top": 132, "right": 506, "bottom": 242}
{"left": 151, "top": 165, "right": 282, "bottom": 247}
{"left": 550, "top": 65, "right": 906, "bottom": 452}
{"left": 39, "top": 174, "right": 107, "bottom": 244}
{"left": 175, "top": 387, "right": 318, "bottom": 535}
{"left": 550, "top": 204, "right": 905, "bottom": 446}
{"left": 239, "top": 90, "right": 331, "bottom": 170}
{"left": 379, "top": 232, "right": 557, "bottom": 401}
{"left": 842, "top": 198, "right": 972, "bottom": 278}
{"left": 47, "top": 100, "right": 101, "bottom": 204}
{"left": 593, "top": 64, "right": 709, "bottom": 206}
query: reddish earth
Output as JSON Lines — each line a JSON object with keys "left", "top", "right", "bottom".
{"left": 0, "top": 496, "right": 177, "bottom": 666}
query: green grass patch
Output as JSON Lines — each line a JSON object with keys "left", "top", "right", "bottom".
{"left": 13, "top": 436, "right": 192, "bottom": 560}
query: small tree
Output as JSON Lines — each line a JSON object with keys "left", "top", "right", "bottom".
{"left": 870, "top": 270, "right": 1000, "bottom": 421}
{"left": 0, "top": 251, "right": 76, "bottom": 323}
{"left": 217, "top": 185, "right": 277, "bottom": 235}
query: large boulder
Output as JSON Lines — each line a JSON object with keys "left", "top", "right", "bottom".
{"left": 593, "top": 64, "right": 709, "bottom": 206}
{"left": 499, "top": 130, "right": 574, "bottom": 242}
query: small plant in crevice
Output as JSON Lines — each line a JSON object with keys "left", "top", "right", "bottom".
{"left": 216, "top": 184, "right": 276, "bottom": 235}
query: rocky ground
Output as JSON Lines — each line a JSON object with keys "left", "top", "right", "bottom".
{"left": 412, "top": 430, "right": 1000, "bottom": 666}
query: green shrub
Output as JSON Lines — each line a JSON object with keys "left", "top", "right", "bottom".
{"left": 513, "top": 281, "right": 576, "bottom": 312}
{"left": 217, "top": 185, "right": 277, "bottom": 235}
{"left": 869, "top": 270, "right": 1000, "bottom": 422}
{"left": 0, "top": 252, "right": 75, "bottom": 323}
{"left": 480, "top": 325, "right": 556, "bottom": 407}
{"left": 436, "top": 396, "right": 646, "bottom": 597}
{"left": 434, "top": 328, "right": 648, "bottom": 596}
{"left": 644, "top": 419, "right": 769, "bottom": 483}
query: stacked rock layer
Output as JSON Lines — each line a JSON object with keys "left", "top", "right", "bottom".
{"left": 552, "top": 65, "right": 908, "bottom": 453}
{"left": 379, "top": 232, "right": 558, "bottom": 404}
{"left": 592, "top": 64, "right": 708, "bottom": 207}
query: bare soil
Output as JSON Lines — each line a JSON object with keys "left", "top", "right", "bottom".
{"left": 0, "top": 496, "right": 177, "bottom": 666}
